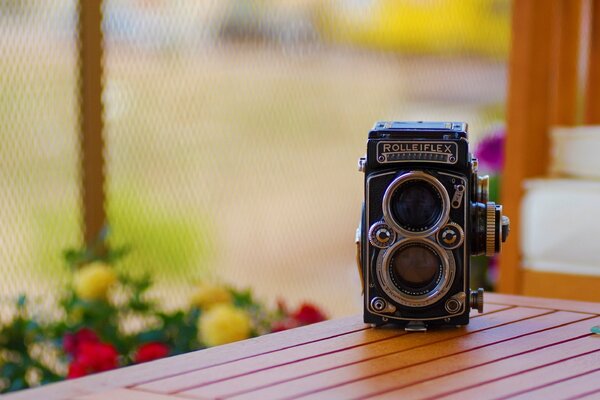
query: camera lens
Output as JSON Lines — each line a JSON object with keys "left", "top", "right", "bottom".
{"left": 390, "top": 180, "right": 442, "bottom": 232}
{"left": 383, "top": 171, "right": 450, "bottom": 236}
{"left": 389, "top": 243, "right": 441, "bottom": 292}
{"left": 377, "top": 238, "right": 455, "bottom": 308}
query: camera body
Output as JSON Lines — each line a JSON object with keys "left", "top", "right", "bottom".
{"left": 357, "top": 121, "right": 509, "bottom": 330}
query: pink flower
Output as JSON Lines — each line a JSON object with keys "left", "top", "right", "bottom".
{"left": 134, "top": 342, "right": 170, "bottom": 363}
{"left": 476, "top": 130, "right": 505, "bottom": 173}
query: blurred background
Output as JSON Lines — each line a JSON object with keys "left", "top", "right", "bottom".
{"left": 0, "top": 0, "right": 511, "bottom": 318}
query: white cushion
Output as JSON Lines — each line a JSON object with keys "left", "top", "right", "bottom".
{"left": 521, "top": 178, "right": 600, "bottom": 276}
{"left": 551, "top": 126, "right": 600, "bottom": 179}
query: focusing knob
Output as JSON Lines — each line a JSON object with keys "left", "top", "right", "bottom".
{"left": 486, "top": 203, "right": 496, "bottom": 256}
{"left": 368, "top": 222, "right": 396, "bottom": 249}
{"left": 472, "top": 201, "right": 508, "bottom": 256}
{"left": 470, "top": 288, "right": 484, "bottom": 313}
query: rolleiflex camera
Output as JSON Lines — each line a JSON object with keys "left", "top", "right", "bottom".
{"left": 356, "top": 121, "right": 509, "bottom": 331}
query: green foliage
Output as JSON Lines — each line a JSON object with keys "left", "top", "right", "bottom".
{"left": 0, "top": 297, "right": 62, "bottom": 392}
{"left": 0, "top": 235, "right": 324, "bottom": 394}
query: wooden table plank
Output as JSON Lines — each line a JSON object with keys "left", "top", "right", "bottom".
{"left": 494, "top": 369, "right": 600, "bottom": 400}
{"left": 487, "top": 293, "right": 600, "bottom": 314}
{"left": 171, "top": 306, "right": 511, "bottom": 399}
{"left": 173, "top": 307, "right": 549, "bottom": 399}
{"left": 4, "top": 315, "right": 368, "bottom": 400}
{"left": 136, "top": 304, "right": 513, "bottom": 395}
{"left": 72, "top": 388, "right": 186, "bottom": 400}
{"left": 135, "top": 324, "right": 407, "bottom": 394}
{"left": 368, "top": 334, "right": 600, "bottom": 400}
{"left": 439, "top": 352, "right": 600, "bottom": 400}
{"left": 217, "top": 311, "right": 593, "bottom": 400}
{"left": 5, "top": 294, "right": 600, "bottom": 400}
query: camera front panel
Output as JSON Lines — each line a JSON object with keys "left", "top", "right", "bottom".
{"left": 364, "top": 167, "right": 470, "bottom": 326}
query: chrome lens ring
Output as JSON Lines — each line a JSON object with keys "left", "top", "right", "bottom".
{"left": 382, "top": 171, "right": 451, "bottom": 237}
{"left": 376, "top": 238, "right": 455, "bottom": 308}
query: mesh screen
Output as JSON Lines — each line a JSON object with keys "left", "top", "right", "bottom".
{"left": 0, "top": 2, "right": 81, "bottom": 308}
{"left": 102, "top": 0, "right": 509, "bottom": 317}
{"left": 0, "top": 1, "right": 509, "bottom": 318}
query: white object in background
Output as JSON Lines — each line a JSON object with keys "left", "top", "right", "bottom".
{"left": 551, "top": 125, "right": 600, "bottom": 179}
{"left": 521, "top": 179, "right": 600, "bottom": 277}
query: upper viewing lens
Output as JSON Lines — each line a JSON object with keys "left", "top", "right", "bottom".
{"left": 391, "top": 179, "right": 442, "bottom": 232}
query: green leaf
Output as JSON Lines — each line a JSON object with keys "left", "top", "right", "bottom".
{"left": 16, "top": 295, "right": 26, "bottom": 308}
{"left": 2, "top": 362, "right": 19, "bottom": 378}
{"left": 591, "top": 325, "right": 600, "bottom": 334}
{"left": 136, "top": 329, "right": 166, "bottom": 343}
{"left": 10, "top": 377, "right": 26, "bottom": 391}
{"left": 232, "top": 288, "right": 254, "bottom": 307}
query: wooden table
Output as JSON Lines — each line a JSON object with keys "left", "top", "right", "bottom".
{"left": 7, "top": 293, "right": 600, "bottom": 400}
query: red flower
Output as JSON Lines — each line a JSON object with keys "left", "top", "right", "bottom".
{"left": 63, "top": 328, "right": 99, "bottom": 356}
{"left": 67, "top": 341, "right": 119, "bottom": 379}
{"left": 292, "top": 303, "right": 327, "bottom": 325}
{"left": 134, "top": 342, "right": 170, "bottom": 364}
{"left": 67, "top": 361, "right": 87, "bottom": 378}
{"left": 271, "top": 318, "right": 300, "bottom": 333}
{"left": 272, "top": 303, "right": 327, "bottom": 332}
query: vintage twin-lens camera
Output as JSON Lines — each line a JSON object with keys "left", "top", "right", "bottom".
{"left": 357, "top": 121, "right": 509, "bottom": 331}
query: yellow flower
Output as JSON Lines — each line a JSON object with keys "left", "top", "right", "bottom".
{"left": 199, "top": 304, "right": 251, "bottom": 347}
{"left": 190, "top": 282, "right": 232, "bottom": 309}
{"left": 74, "top": 262, "right": 117, "bottom": 301}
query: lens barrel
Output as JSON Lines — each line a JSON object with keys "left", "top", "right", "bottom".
{"left": 383, "top": 171, "right": 450, "bottom": 237}
{"left": 378, "top": 238, "right": 455, "bottom": 308}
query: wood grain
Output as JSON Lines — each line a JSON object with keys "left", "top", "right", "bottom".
{"left": 78, "top": 0, "right": 106, "bottom": 243}
{"left": 171, "top": 306, "right": 524, "bottom": 399}
{"left": 136, "top": 324, "right": 406, "bottom": 394}
{"left": 332, "top": 318, "right": 600, "bottom": 399}
{"left": 521, "top": 270, "right": 600, "bottom": 303}
{"left": 499, "top": 0, "right": 558, "bottom": 294}
{"left": 549, "top": 0, "right": 582, "bottom": 126}
{"left": 230, "top": 312, "right": 594, "bottom": 400}
{"left": 7, "top": 294, "right": 600, "bottom": 400}
{"left": 4, "top": 315, "right": 368, "bottom": 400}
{"left": 500, "top": 369, "right": 600, "bottom": 400}
{"left": 73, "top": 388, "right": 185, "bottom": 400}
{"left": 366, "top": 332, "right": 600, "bottom": 400}
{"left": 439, "top": 351, "right": 600, "bottom": 400}
{"left": 487, "top": 292, "right": 600, "bottom": 314}
{"left": 585, "top": 0, "right": 600, "bottom": 124}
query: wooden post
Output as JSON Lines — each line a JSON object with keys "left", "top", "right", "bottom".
{"left": 498, "top": 1, "right": 559, "bottom": 293}
{"left": 78, "top": 0, "right": 106, "bottom": 244}
{"left": 585, "top": 0, "right": 600, "bottom": 123}
{"left": 550, "top": 0, "right": 583, "bottom": 126}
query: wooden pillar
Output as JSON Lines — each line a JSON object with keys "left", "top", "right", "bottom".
{"left": 585, "top": 0, "right": 600, "bottom": 123}
{"left": 78, "top": 0, "right": 106, "bottom": 244}
{"left": 551, "top": 0, "right": 583, "bottom": 126}
{"left": 498, "top": 0, "right": 559, "bottom": 293}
